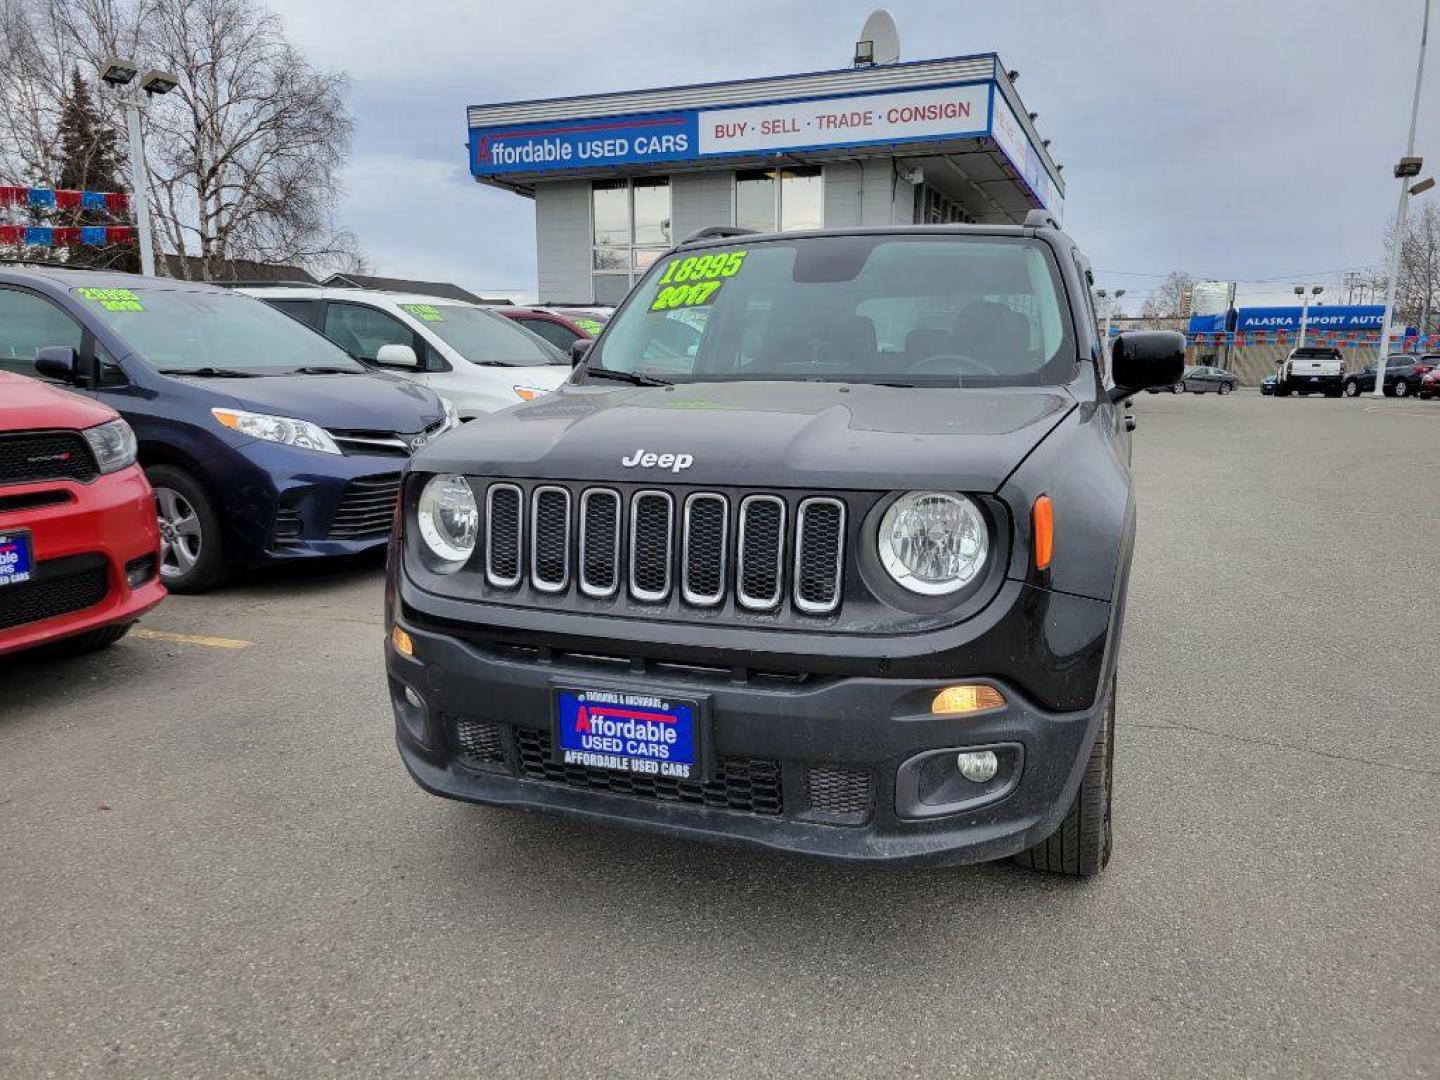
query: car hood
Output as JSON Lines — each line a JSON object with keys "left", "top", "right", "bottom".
{"left": 504, "top": 365, "right": 571, "bottom": 393}
{"left": 0, "top": 371, "right": 116, "bottom": 431}
{"left": 187, "top": 372, "right": 445, "bottom": 433}
{"left": 412, "top": 381, "right": 1076, "bottom": 492}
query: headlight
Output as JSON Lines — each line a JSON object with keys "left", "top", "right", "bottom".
{"left": 877, "top": 491, "right": 988, "bottom": 595}
{"left": 82, "top": 418, "right": 137, "bottom": 474}
{"left": 211, "top": 408, "right": 340, "bottom": 455}
{"left": 417, "top": 473, "right": 478, "bottom": 569}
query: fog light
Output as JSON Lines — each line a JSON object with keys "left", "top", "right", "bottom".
{"left": 391, "top": 625, "right": 414, "bottom": 656}
{"left": 932, "top": 684, "right": 1005, "bottom": 714}
{"left": 956, "top": 750, "right": 999, "bottom": 783}
{"left": 403, "top": 685, "right": 424, "bottom": 709}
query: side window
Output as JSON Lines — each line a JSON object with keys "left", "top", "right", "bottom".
{"left": 0, "top": 287, "right": 85, "bottom": 376}
{"left": 518, "top": 317, "right": 580, "bottom": 350}
{"left": 322, "top": 302, "right": 413, "bottom": 362}
{"left": 267, "top": 299, "right": 320, "bottom": 327}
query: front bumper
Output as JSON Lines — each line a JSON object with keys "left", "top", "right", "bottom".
{"left": 387, "top": 610, "right": 1109, "bottom": 867}
{"left": 0, "top": 466, "right": 165, "bottom": 655}
{"left": 210, "top": 441, "right": 409, "bottom": 566}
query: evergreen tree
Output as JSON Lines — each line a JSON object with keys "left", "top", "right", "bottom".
{"left": 52, "top": 69, "right": 138, "bottom": 272}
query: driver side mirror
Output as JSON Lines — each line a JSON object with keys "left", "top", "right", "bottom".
{"left": 1109, "top": 331, "right": 1186, "bottom": 402}
{"left": 35, "top": 345, "right": 80, "bottom": 383}
{"left": 570, "top": 339, "right": 592, "bottom": 368}
{"left": 375, "top": 344, "right": 419, "bottom": 369}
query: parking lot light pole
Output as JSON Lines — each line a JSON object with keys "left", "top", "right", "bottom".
{"left": 99, "top": 59, "right": 178, "bottom": 278}
{"left": 1374, "top": 0, "right": 1431, "bottom": 398}
{"left": 1096, "top": 287, "right": 1125, "bottom": 358}
{"left": 1295, "top": 285, "right": 1323, "bottom": 347}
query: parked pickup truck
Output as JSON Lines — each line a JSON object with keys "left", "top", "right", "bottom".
{"left": 1274, "top": 346, "right": 1344, "bottom": 397}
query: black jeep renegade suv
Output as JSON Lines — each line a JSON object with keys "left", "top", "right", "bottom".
{"left": 385, "top": 216, "right": 1183, "bottom": 875}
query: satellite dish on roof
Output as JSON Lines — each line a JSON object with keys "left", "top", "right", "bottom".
{"left": 854, "top": 8, "right": 900, "bottom": 67}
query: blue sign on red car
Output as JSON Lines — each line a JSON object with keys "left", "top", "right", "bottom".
{"left": 0, "top": 529, "right": 33, "bottom": 586}
{"left": 556, "top": 688, "right": 697, "bottom": 780}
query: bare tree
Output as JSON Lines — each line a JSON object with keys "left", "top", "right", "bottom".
{"left": 0, "top": 0, "right": 360, "bottom": 278}
{"left": 1140, "top": 271, "right": 1196, "bottom": 319}
{"left": 1388, "top": 198, "right": 1440, "bottom": 336}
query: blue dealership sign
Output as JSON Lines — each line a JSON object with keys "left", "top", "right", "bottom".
{"left": 470, "top": 112, "right": 699, "bottom": 175}
{"left": 1234, "top": 305, "right": 1385, "bottom": 332}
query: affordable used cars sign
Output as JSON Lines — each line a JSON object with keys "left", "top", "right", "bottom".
{"left": 469, "top": 82, "right": 991, "bottom": 176}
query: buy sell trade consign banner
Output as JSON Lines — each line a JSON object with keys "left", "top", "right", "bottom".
{"left": 469, "top": 79, "right": 1062, "bottom": 216}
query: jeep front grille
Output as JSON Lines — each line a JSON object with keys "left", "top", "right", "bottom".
{"left": 478, "top": 482, "right": 846, "bottom": 617}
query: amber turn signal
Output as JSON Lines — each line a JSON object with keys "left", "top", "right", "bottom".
{"left": 390, "top": 625, "right": 414, "bottom": 657}
{"left": 931, "top": 684, "right": 1006, "bottom": 715}
{"left": 1032, "top": 495, "right": 1054, "bottom": 571}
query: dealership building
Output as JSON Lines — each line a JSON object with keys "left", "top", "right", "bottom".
{"left": 466, "top": 51, "right": 1065, "bottom": 305}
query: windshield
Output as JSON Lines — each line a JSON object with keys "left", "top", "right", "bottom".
{"left": 401, "top": 303, "right": 567, "bottom": 366}
{"left": 75, "top": 287, "right": 365, "bottom": 374}
{"left": 589, "top": 235, "right": 1076, "bottom": 387}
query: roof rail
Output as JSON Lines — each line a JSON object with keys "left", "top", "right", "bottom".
{"left": 1023, "top": 209, "right": 1062, "bottom": 230}
{"left": 207, "top": 280, "right": 320, "bottom": 289}
{"left": 679, "top": 225, "right": 759, "bottom": 245}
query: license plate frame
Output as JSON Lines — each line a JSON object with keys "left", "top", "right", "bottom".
{"left": 552, "top": 685, "right": 711, "bottom": 783}
{"left": 0, "top": 528, "right": 34, "bottom": 587}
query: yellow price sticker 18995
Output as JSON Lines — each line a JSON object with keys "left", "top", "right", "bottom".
{"left": 649, "top": 250, "right": 749, "bottom": 311}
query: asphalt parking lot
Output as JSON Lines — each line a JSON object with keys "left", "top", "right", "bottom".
{"left": 2, "top": 391, "right": 1437, "bottom": 1079}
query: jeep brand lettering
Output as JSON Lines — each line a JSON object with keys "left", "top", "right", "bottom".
{"left": 621, "top": 448, "right": 693, "bottom": 473}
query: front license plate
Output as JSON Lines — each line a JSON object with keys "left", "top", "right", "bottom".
{"left": 555, "top": 688, "right": 699, "bottom": 781}
{"left": 0, "top": 529, "right": 34, "bottom": 587}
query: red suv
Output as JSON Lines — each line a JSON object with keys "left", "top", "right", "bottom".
{"left": 1, "top": 372, "right": 164, "bottom": 656}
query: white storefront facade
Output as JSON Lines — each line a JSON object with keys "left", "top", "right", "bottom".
{"left": 466, "top": 53, "right": 1064, "bottom": 305}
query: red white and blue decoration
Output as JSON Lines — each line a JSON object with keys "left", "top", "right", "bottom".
{"left": 0, "top": 184, "right": 135, "bottom": 247}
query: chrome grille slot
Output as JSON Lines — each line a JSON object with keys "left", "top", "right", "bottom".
{"left": 485, "top": 483, "right": 523, "bottom": 587}
{"left": 794, "top": 497, "right": 845, "bottom": 614}
{"left": 681, "top": 493, "right": 727, "bottom": 606}
{"left": 530, "top": 486, "right": 571, "bottom": 592}
{"left": 737, "top": 495, "right": 785, "bottom": 610}
{"left": 629, "top": 490, "right": 674, "bottom": 602}
{"left": 579, "top": 488, "right": 620, "bottom": 597}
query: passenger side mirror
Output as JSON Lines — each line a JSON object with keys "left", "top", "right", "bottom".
{"left": 34, "top": 345, "right": 79, "bottom": 383}
{"left": 375, "top": 343, "right": 419, "bottom": 369}
{"left": 570, "top": 339, "right": 593, "bottom": 368}
{"left": 1109, "top": 331, "right": 1186, "bottom": 402}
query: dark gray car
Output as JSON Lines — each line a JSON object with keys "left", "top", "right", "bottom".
{"left": 386, "top": 217, "right": 1185, "bottom": 877}
{"left": 1180, "top": 365, "right": 1239, "bottom": 394}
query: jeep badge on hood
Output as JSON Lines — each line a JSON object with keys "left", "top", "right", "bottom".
{"left": 621, "top": 448, "right": 694, "bottom": 473}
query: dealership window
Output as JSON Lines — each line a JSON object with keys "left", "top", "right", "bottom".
{"left": 919, "top": 185, "right": 972, "bottom": 224}
{"left": 592, "top": 177, "right": 670, "bottom": 303}
{"left": 735, "top": 166, "right": 823, "bottom": 232}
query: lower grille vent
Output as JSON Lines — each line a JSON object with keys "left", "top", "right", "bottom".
{"left": 804, "top": 765, "right": 874, "bottom": 822}
{"left": 0, "top": 561, "right": 108, "bottom": 631}
{"left": 328, "top": 474, "right": 401, "bottom": 540}
{"left": 453, "top": 717, "right": 506, "bottom": 765}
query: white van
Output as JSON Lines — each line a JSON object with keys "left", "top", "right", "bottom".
{"left": 239, "top": 285, "right": 570, "bottom": 419}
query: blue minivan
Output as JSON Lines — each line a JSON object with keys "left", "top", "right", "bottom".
{"left": 0, "top": 268, "right": 457, "bottom": 592}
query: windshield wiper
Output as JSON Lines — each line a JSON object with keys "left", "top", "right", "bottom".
{"left": 583, "top": 367, "right": 672, "bottom": 387}
{"left": 156, "top": 366, "right": 258, "bottom": 378}
{"left": 287, "top": 366, "right": 361, "bottom": 375}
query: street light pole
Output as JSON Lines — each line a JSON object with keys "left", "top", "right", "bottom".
{"left": 1374, "top": 0, "right": 1432, "bottom": 397}
{"left": 121, "top": 92, "right": 156, "bottom": 277}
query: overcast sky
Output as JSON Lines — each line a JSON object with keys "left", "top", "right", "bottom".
{"left": 268, "top": 0, "right": 1437, "bottom": 312}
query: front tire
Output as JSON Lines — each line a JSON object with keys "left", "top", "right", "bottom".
{"left": 147, "top": 464, "right": 227, "bottom": 594}
{"left": 1394, "top": 380, "right": 1410, "bottom": 398}
{"left": 1218, "top": 383, "right": 1232, "bottom": 396}
{"left": 1013, "top": 679, "right": 1114, "bottom": 877}
{"left": 1344, "top": 380, "right": 1360, "bottom": 397}
{"left": 1171, "top": 383, "right": 1185, "bottom": 394}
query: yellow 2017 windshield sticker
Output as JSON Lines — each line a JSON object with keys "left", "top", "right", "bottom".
{"left": 77, "top": 287, "right": 143, "bottom": 312}
{"left": 400, "top": 303, "right": 446, "bottom": 322}
{"left": 650, "top": 250, "right": 749, "bottom": 311}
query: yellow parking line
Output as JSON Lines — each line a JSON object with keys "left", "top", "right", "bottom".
{"left": 133, "top": 628, "right": 252, "bottom": 650}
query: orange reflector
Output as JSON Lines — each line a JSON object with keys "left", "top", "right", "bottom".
{"left": 513, "top": 386, "right": 541, "bottom": 401}
{"left": 931, "top": 684, "right": 1006, "bottom": 715}
{"left": 1033, "top": 495, "right": 1054, "bottom": 571}
{"left": 391, "top": 625, "right": 414, "bottom": 657}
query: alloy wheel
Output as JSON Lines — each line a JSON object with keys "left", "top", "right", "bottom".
{"left": 155, "top": 486, "right": 203, "bottom": 581}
